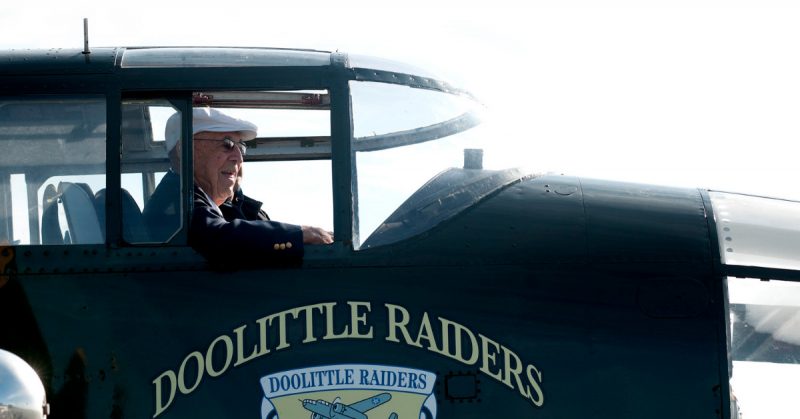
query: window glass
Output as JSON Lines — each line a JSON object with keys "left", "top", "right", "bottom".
{"left": 351, "top": 81, "right": 476, "bottom": 139}
{"left": 0, "top": 96, "right": 105, "bottom": 245}
{"left": 121, "top": 48, "right": 330, "bottom": 69}
{"left": 121, "top": 100, "right": 182, "bottom": 243}
{"left": 728, "top": 277, "right": 800, "bottom": 418}
{"left": 349, "top": 54, "right": 442, "bottom": 80}
{"left": 350, "top": 81, "right": 484, "bottom": 248}
{"left": 709, "top": 191, "right": 800, "bottom": 271}
{"left": 9, "top": 174, "right": 25, "bottom": 244}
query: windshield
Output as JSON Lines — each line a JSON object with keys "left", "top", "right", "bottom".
{"left": 350, "top": 81, "right": 489, "bottom": 248}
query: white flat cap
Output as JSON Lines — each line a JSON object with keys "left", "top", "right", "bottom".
{"left": 164, "top": 107, "right": 258, "bottom": 151}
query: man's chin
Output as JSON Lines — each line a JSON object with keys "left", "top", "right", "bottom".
{"left": 218, "top": 177, "right": 235, "bottom": 189}
{"left": 205, "top": 184, "right": 235, "bottom": 205}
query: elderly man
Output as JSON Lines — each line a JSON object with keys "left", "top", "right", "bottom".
{"left": 143, "top": 107, "right": 332, "bottom": 263}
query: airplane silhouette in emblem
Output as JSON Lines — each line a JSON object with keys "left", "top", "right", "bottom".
{"left": 301, "top": 392, "right": 398, "bottom": 419}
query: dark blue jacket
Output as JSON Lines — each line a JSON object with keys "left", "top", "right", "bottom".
{"left": 219, "top": 188, "right": 271, "bottom": 222}
{"left": 142, "top": 171, "right": 304, "bottom": 264}
{"left": 190, "top": 185, "right": 304, "bottom": 265}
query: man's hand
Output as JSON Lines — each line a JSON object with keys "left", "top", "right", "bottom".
{"left": 301, "top": 225, "right": 333, "bottom": 244}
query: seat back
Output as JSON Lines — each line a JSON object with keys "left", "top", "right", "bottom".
{"left": 57, "top": 182, "right": 103, "bottom": 244}
{"left": 94, "top": 188, "right": 150, "bottom": 243}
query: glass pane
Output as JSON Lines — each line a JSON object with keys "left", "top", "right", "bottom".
{"left": 121, "top": 100, "right": 183, "bottom": 243}
{"left": 349, "top": 54, "right": 442, "bottom": 80}
{"left": 729, "top": 277, "right": 800, "bottom": 418}
{"left": 351, "top": 81, "right": 477, "bottom": 139}
{"left": 710, "top": 191, "right": 800, "bottom": 270}
{"left": 8, "top": 174, "right": 25, "bottom": 245}
{"left": 121, "top": 48, "right": 330, "bottom": 69}
{"left": 0, "top": 96, "right": 106, "bottom": 245}
{"left": 351, "top": 81, "right": 487, "bottom": 248}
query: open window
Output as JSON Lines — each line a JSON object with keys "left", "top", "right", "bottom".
{"left": 119, "top": 91, "right": 333, "bottom": 245}
{"left": 0, "top": 96, "right": 106, "bottom": 245}
{"left": 199, "top": 91, "right": 333, "bottom": 232}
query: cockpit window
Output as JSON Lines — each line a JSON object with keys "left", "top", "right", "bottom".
{"left": 728, "top": 277, "right": 800, "bottom": 416}
{"left": 121, "top": 99, "right": 184, "bottom": 244}
{"left": 351, "top": 81, "right": 478, "bottom": 142}
{"left": 220, "top": 99, "right": 332, "bottom": 231}
{"left": 350, "top": 81, "right": 485, "bottom": 248}
{"left": 349, "top": 54, "right": 442, "bottom": 80}
{"left": 0, "top": 96, "right": 106, "bottom": 245}
{"left": 120, "top": 48, "right": 330, "bottom": 69}
{"left": 119, "top": 91, "right": 334, "bottom": 245}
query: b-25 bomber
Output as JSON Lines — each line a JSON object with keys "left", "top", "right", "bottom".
{"left": 0, "top": 43, "right": 798, "bottom": 419}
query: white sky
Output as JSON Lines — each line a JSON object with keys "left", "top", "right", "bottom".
{"left": 2, "top": 2, "right": 799, "bottom": 415}
{"left": 3, "top": 0, "right": 800, "bottom": 200}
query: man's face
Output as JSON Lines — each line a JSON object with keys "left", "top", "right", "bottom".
{"left": 193, "top": 131, "right": 244, "bottom": 205}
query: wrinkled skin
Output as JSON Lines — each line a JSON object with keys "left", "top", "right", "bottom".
{"left": 192, "top": 131, "right": 243, "bottom": 206}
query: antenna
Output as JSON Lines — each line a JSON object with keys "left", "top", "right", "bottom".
{"left": 464, "top": 148, "right": 483, "bottom": 170}
{"left": 82, "top": 18, "right": 90, "bottom": 55}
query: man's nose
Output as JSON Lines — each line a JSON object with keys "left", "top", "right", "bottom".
{"left": 230, "top": 146, "right": 244, "bottom": 162}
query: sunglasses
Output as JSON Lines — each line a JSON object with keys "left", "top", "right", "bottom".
{"left": 194, "top": 136, "right": 248, "bottom": 155}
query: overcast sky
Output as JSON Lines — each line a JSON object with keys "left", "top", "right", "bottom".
{"left": 3, "top": 0, "right": 800, "bottom": 200}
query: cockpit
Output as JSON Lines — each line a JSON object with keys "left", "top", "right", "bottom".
{"left": 0, "top": 47, "right": 488, "bottom": 252}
